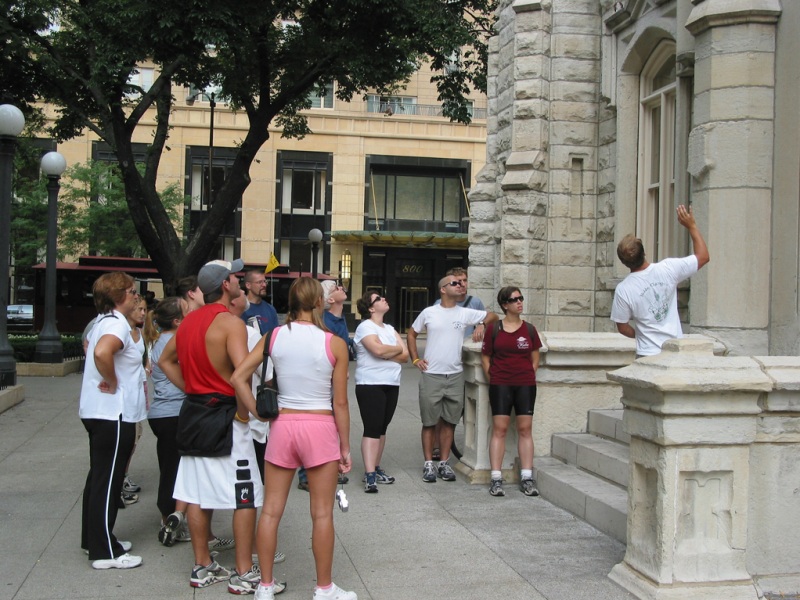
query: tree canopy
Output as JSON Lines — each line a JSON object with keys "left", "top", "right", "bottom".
{"left": 2, "top": 0, "right": 496, "bottom": 290}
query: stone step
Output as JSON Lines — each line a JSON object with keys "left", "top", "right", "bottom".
{"left": 535, "top": 456, "right": 628, "bottom": 543}
{"left": 587, "top": 408, "right": 629, "bottom": 444}
{"left": 551, "top": 432, "right": 630, "bottom": 488}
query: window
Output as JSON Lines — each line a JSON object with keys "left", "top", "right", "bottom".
{"left": 309, "top": 82, "right": 334, "bottom": 109}
{"left": 281, "top": 161, "right": 327, "bottom": 214}
{"left": 637, "top": 42, "right": 676, "bottom": 262}
{"left": 126, "top": 67, "right": 154, "bottom": 97}
{"left": 368, "top": 166, "right": 467, "bottom": 232}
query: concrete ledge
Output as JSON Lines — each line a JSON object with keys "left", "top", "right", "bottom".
{"left": 16, "top": 359, "right": 82, "bottom": 377}
{"left": 0, "top": 385, "right": 25, "bottom": 414}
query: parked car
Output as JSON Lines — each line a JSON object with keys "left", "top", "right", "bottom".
{"left": 7, "top": 304, "right": 34, "bottom": 329}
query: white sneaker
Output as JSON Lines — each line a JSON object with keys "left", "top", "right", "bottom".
{"left": 91, "top": 553, "right": 142, "bottom": 570}
{"left": 313, "top": 583, "right": 357, "bottom": 600}
{"left": 84, "top": 540, "right": 131, "bottom": 555}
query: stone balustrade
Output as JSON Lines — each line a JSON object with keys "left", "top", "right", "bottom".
{"left": 607, "top": 338, "right": 800, "bottom": 599}
{"left": 458, "top": 331, "right": 724, "bottom": 483}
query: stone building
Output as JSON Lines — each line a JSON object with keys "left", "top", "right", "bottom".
{"left": 469, "top": 0, "right": 799, "bottom": 356}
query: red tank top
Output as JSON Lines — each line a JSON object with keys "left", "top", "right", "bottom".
{"left": 176, "top": 303, "right": 235, "bottom": 396}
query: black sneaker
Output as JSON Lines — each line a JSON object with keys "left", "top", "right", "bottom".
{"left": 489, "top": 479, "right": 505, "bottom": 497}
{"left": 520, "top": 478, "right": 539, "bottom": 497}
{"left": 364, "top": 472, "right": 378, "bottom": 493}
{"left": 375, "top": 466, "right": 395, "bottom": 484}
{"left": 422, "top": 462, "right": 437, "bottom": 483}
{"left": 437, "top": 462, "right": 456, "bottom": 482}
{"left": 159, "top": 511, "right": 183, "bottom": 547}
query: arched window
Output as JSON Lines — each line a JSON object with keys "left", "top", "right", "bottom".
{"left": 637, "top": 42, "right": 676, "bottom": 261}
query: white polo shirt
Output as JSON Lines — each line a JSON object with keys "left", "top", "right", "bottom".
{"left": 79, "top": 310, "right": 147, "bottom": 423}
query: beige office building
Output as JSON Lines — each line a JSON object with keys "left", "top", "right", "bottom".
{"left": 49, "top": 65, "right": 487, "bottom": 331}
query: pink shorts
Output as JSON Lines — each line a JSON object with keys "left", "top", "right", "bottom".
{"left": 264, "top": 413, "right": 340, "bottom": 469}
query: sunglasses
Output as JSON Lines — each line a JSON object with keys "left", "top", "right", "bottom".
{"left": 369, "top": 296, "right": 384, "bottom": 307}
{"left": 504, "top": 295, "right": 524, "bottom": 303}
{"left": 125, "top": 288, "right": 139, "bottom": 297}
{"left": 447, "top": 281, "right": 465, "bottom": 287}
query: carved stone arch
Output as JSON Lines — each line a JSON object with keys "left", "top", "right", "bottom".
{"left": 619, "top": 21, "right": 675, "bottom": 75}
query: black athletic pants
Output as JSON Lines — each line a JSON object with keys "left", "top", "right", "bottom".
{"left": 81, "top": 417, "right": 136, "bottom": 560}
{"left": 148, "top": 416, "right": 180, "bottom": 517}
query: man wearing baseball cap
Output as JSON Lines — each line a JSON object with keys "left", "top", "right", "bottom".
{"left": 160, "top": 259, "right": 274, "bottom": 593}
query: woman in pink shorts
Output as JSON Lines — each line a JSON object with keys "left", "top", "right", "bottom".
{"left": 232, "top": 277, "right": 355, "bottom": 600}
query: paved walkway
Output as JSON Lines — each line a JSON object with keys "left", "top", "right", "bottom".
{"left": 0, "top": 363, "right": 635, "bottom": 600}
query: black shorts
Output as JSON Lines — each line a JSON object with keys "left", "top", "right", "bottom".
{"left": 488, "top": 384, "right": 536, "bottom": 417}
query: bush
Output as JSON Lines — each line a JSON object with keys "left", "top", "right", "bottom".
{"left": 9, "top": 334, "right": 83, "bottom": 362}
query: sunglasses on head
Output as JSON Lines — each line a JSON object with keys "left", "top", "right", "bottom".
{"left": 504, "top": 295, "right": 524, "bottom": 303}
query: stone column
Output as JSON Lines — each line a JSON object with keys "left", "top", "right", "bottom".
{"left": 608, "top": 338, "right": 770, "bottom": 600}
{"left": 685, "top": 0, "right": 782, "bottom": 355}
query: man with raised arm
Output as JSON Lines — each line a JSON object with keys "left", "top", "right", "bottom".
{"left": 611, "top": 204, "right": 710, "bottom": 357}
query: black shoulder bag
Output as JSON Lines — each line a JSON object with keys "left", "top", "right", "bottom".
{"left": 256, "top": 328, "right": 279, "bottom": 419}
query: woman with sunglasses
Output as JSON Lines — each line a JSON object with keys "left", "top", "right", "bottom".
{"left": 353, "top": 291, "right": 409, "bottom": 493}
{"left": 480, "top": 286, "right": 542, "bottom": 497}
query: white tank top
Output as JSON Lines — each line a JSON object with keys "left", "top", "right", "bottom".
{"left": 269, "top": 322, "right": 335, "bottom": 411}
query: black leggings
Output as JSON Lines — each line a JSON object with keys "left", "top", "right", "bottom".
{"left": 148, "top": 416, "right": 180, "bottom": 517}
{"left": 355, "top": 384, "right": 399, "bottom": 439}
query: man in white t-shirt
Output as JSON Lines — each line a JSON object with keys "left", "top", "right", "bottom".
{"left": 611, "top": 204, "right": 710, "bottom": 356}
{"left": 408, "top": 275, "right": 498, "bottom": 483}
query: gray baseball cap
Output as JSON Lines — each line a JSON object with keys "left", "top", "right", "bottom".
{"left": 197, "top": 258, "right": 245, "bottom": 295}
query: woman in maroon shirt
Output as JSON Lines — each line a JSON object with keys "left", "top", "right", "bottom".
{"left": 480, "top": 286, "right": 542, "bottom": 497}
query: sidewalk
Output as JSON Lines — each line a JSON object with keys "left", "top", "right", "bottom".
{"left": 0, "top": 364, "right": 635, "bottom": 600}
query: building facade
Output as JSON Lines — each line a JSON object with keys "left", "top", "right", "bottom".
{"left": 47, "top": 65, "right": 487, "bottom": 330}
{"left": 469, "top": 0, "right": 799, "bottom": 355}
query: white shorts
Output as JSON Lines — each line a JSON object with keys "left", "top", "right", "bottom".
{"left": 173, "top": 420, "right": 264, "bottom": 510}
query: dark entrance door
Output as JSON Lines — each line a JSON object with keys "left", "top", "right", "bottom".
{"left": 361, "top": 246, "right": 468, "bottom": 333}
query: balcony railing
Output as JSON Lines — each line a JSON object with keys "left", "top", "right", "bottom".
{"left": 365, "top": 100, "right": 487, "bottom": 120}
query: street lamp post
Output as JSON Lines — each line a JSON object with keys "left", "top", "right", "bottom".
{"left": 34, "top": 151, "right": 67, "bottom": 363}
{"left": 0, "top": 104, "right": 25, "bottom": 387}
{"left": 308, "top": 228, "right": 323, "bottom": 279}
{"left": 187, "top": 91, "right": 216, "bottom": 204}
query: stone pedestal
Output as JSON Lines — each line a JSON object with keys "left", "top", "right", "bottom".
{"left": 608, "top": 338, "right": 768, "bottom": 599}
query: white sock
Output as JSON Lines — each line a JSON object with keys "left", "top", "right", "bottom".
{"left": 491, "top": 470, "right": 502, "bottom": 481}
{"left": 521, "top": 469, "right": 533, "bottom": 480}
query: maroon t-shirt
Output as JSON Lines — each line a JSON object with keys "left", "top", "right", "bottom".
{"left": 481, "top": 321, "right": 542, "bottom": 386}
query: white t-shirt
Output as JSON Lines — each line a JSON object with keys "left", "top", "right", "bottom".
{"left": 411, "top": 304, "right": 487, "bottom": 374}
{"left": 79, "top": 310, "right": 147, "bottom": 423}
{"left": 354, "top": 320, "right": 402, "bottom": 386}
{"left": 610, "top": 255, "right": 699, "bottom": 356}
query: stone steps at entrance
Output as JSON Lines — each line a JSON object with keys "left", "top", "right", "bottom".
{"left": 535, "top": 409, "right": 628, "bottom": 543}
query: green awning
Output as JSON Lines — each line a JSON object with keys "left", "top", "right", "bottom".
{"left": 329, "top": 230, "right": 468, "bottom": 249}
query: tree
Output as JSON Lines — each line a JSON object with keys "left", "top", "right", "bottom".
{"left": 57, "top": 161, "right": 185, "bottom": 258}
{"left": 10, "top": 158, "right": 185, "bottom": 261}
{"left": 3, "top": 0, "right": 496, "bottom": 291}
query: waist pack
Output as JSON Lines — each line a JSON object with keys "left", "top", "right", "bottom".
{"left": 176, "top": 393, "right": 237, "bottom": 457}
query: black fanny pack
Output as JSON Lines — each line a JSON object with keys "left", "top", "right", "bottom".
{"left": 176, "top": 393, "right": 237, "bottom": 457}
